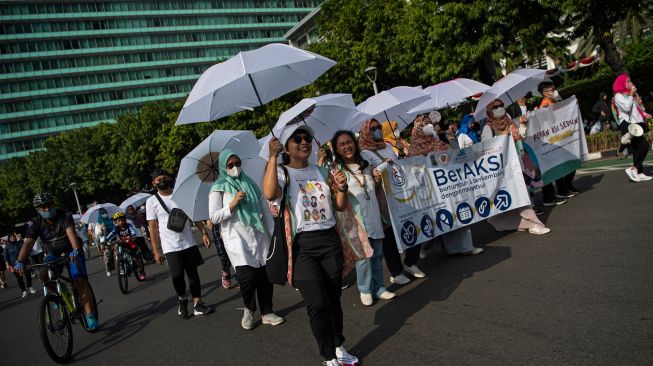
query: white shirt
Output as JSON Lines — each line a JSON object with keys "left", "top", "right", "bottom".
{"left": 208, "top": 191, "right": 270, "bottom": 267}
{"left": 480, "top": 124, "right": 494, "bottom": 141}
{"left": 344, "top": 163, "right": 384, "bottom": 239}
{"left": 361, "top": 144, "right": 399, "bottom": 169}
{"left": 614, "top": 93, "right": 644, "bottom": 123}
{"left": 457, "top": 133, "right": 474, "bottom": 148}
{"left": 145, "top": 194, "right": 197, "bottom": 254}
{"left": 278, "top": 165, "right": 335, "bottom": 233}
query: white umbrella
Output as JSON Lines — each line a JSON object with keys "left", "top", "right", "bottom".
{"left": 473, "top": 68, "right": 546, "bottom": 120}
{"left": 80, "top": 203, "right": 122, "bottom": 224}
{"left": 175, "top": 43, "right": 336, "bottom": 131}
{"left": 357, "top": 86, "right": 430, "bottom": 129}
{"left": 171, "top": 130, "right": 265, "bottom": 221}
{"left": 408, "top": 78, "right": 491, "bottom": 114}
{"left": 119, "top": 192, "right": 152, "bottom": 210}
{"left": 73, "top": 214, "right": 81, "bottom": 224}
{"left": 272, "top": 93, "right": 371, "bottom": 145}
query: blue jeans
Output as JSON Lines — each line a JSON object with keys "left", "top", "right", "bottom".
{"left": 355, "top": 238, "right": 387, "bottom": 298}
{"left": 212, "top": 225, "right": 232, "bottom": 278}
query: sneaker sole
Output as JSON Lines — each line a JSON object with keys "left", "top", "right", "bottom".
{"left": 262, "top": 320, "right": 286, "bottom": 325}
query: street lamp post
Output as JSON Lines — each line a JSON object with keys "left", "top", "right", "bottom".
{"left": 69, "top": 182, "right": 82, "bottom": 215}
{"left": 365, "top": 66, "right": 379, "bottom": 95}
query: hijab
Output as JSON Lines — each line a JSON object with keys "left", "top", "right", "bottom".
{"left": 382, "top": 121, "right": 399, "bottom": 147}
{"left": 612, "top": 74, "right": 629, "bottom": 94}
{"left": 210, "top": 149, "right": 265, "bottom": 233}
{"left": 358, "top": 119, "right": 387, "bottom": 151}
{"left": 486, "top": 99, "right": 520, "bottom": 141}
{"left": 457, "top": 114, "right": 479, "bottom": 143}
{"left": 407, "top": 115, "right": 448, "bottom": 156}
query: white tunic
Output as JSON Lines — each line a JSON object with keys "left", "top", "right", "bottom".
{"left": 614, "top": 93, "right": 644, "bottom": 123}
{"left": 208, "top": 191, "right": 270, "bottom": 268}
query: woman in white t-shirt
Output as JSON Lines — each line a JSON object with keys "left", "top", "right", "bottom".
{"left": 332, "top": 130, "right": 396, "bottom": 306}
{"left": 208, "top": 148, "right": 285, "bottom": 330}
{"left": 262, "top": 126, "right": 358, "bottom": 366}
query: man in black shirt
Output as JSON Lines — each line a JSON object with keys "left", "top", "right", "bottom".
{"left": 14, "top": 192, "right": 99, "bottom": 331}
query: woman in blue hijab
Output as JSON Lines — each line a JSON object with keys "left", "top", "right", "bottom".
{"left": 456, "top": 114, "right": 480, "bottom": 148}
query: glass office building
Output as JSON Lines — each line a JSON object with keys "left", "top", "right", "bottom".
{"left": 0, "top": 0, "right": 321, "bottom": 160}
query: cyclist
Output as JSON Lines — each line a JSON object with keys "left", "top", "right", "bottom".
{"left": 14, "top": 192, "right": 99, "bottom": 331}
{"left": 105, "top": 212, "right": 146, "bottom": 281}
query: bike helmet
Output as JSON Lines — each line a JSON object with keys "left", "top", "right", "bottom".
{"left": 113, "top": 211, "right": 126, "bottom": 220}
{"left": 33, "top": 192, "right": 55, "bottom": 207}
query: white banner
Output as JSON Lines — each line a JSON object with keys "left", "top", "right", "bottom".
{"left": 524, "top": 96, "right": 589, "bottom": 185}
{"left": 382, "top": 136, "right": 531, "bottom": 252}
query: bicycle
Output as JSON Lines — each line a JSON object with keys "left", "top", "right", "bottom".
{"left": 115, "top": 239, "right": 146, "bottom": 294}
{"left": 28, "top": 255, "right": 100, "bottom": 364}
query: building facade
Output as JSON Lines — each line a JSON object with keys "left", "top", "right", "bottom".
{"left": 0, "top": 0, "right": 321, "bottom": 160}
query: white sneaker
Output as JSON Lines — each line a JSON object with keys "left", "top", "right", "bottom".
{"left": 389, "top": 274, "right": 411, "bottom": 285}
{"left": 528, "top": 226, "right": 551, "bottom": 235}
{"left": 462, "top": 247, "right": 484, "bottom": 255}
{"left": 28, "top": 287, "right": 37, "bottom": 294}
{"left": 241, "top": 308, "right": 254, "bottom": 330}
{"left": 106, "top": 271, "right": 111, "bottom": 277}
{"left": 403, "top": 264, "right": 426, "bottom": 278}
{"left": 21, "top": 291, "right": 28, "bottom": 298}
{"left": 323, "top": 359, "right": 339, "bottom": 366}
{"left": 262, "top": 313, "right": 285, "bottom": 325}
{"left": 625, "top": 168, "right": 640, "bottom": 182}
{"left": 335, "top": 346, "right": 359, "bottom": 366}
{"left": 378, "top": 291, "right": 396, "bottom": 300}
{"left": 637, "top": 173, "right": 652, "bottom": 181}
{"left": 360, "top": 293, "right": 373, "bottom": 306}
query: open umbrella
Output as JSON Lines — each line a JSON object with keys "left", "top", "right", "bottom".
{"left": 73, "top": 214, "right": 81, "bottom": 224}
{"left": 473, "top": 68, "right": 546, "bottom": 119}
{"left": 80, "top": 203, "right": 121, "bottom": 224}
{"left": 357, "top": 86, "right": 430, "bottom": 129}
{"left": 175, "top": 43, "right": 336, "bottom": 133}
{"left": 171, "top": 130, "right": 265, "bottom": 221}
{"left": 408, "top": 78, "right": 491, "bottom": 115}
{"left": 119, "top": 192, "right": 152, "bottom": 210}
{"left": 272, "top": 93, "right": 371, "bottom": 145}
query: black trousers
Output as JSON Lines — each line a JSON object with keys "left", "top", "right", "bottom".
{"left": 13, "top": 271, "right": 32, "bottom": 291}
{"left": 618, "top": 120, "right": 632, "bottom": 153}
{"left": 165, "top": 246, "right": 204, "bottom": 299}
{"left": 382, "top": 227, "right": 420, "bottom": 274}
{"left": 621, "top": 121, "right": 650, "bottom": 173}
{"left": 293, "top": 228, "right": 345, "bottom": 361}
{"left": 235, "top": 265, "right": 273, "bottom": 314}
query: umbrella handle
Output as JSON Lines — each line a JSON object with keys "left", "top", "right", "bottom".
{"left": 247, "top": 74, "right": 275, "bottom": 137}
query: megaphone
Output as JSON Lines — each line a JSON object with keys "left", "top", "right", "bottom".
{"left": 628, "top": 123, "right": 644, "bottom": 137}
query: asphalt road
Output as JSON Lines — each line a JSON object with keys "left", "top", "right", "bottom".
{"left": 1, "top": 164, "right": 652, "bottom": 366}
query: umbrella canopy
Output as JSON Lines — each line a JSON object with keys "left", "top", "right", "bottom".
{"left": 73, "top": 214, "right": 81, "bottom": 224}
{"left": 409, "top": 78, "right": 491, "bottom": 114}
{"left": 171, "top": 130, "right": 265, "bottom": 221}
{"left": 357, "top": 86, "right": 430, "bottom": 129}
{"left": 175, "top": 43, "right": 336, "bottom": 126}
{"left": 119, "top": 192, "right": 152, "bottom": 210}
{"left": 80, "top": 203, "right": 122, "bottom": 224}
{"left": 473, "top": 68, "right": 546, "bottom": 119}
{"left": 272, "top": 93, "right": 371, "bottom": 145}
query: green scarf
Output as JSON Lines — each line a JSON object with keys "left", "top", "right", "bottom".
{"left": 210, "top": 149, "right": 265, "bottom": 233}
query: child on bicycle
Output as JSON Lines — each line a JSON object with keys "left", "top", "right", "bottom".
{"left": 105, "top": 212, "right": 146, "bottom": 281}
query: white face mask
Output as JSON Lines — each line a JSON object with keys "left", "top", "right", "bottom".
{"left": 422, "top": 124, "right": 435, "bottom": 136}
{"left": 553, "top": 90, "right": 560, "bottom": 100}
{"left": 393, "top": 129, "right": 401, "bottom": 138}
{"left": 226, "top": 166, "right": 240, "bottom": 177}
{"left": 492, "top": 107, "right": 506, "bottom": 119}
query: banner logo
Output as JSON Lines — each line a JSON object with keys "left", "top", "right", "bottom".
{"left": 493, "top": 189, "right": 512, "bottom": 211}
{"left": 400, "top": 221, "right": 418, "bottom": 247}
{"left": 456, "top": 202, "right": 474, "bottom": 224}
{"left": 435, "top": 209, "right": 454, "bottom": 232}
{"left": 474, "top": 196, "right": 491, "bottom": 218}
{"left": 420, "top": 215, "right": 435, "bottom": 238}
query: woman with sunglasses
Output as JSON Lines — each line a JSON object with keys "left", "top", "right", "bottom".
{"left": 331, "top": 130, "right": 396, "bottom": 306}
{"left": 209, "top": 149, "right": 285, "bottom": 330}
{"left": 358, "top": 119, "right": 415, "bottom": 285}
{"left": 263, "top": 126, "right": 358, "bottom": 366}
{"left": 484, "top": 99, "right": 551, "bottom": 235}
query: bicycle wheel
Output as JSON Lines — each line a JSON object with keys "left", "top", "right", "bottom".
{"left": 117, "top": 255, "right": 128, "bottom": 294}
{"left": 38, "top": 294, "right": 73, "bottom": 364}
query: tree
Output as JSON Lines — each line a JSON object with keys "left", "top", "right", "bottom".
{"left": 561, "top": 0, "right": 653, "bottom": 72}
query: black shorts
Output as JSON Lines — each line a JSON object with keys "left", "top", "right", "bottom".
{"left": 164, "top": 246, "right": 204, "bottom": 269}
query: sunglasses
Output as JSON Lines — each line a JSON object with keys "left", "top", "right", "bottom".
{"left": 369, "top": 125, "right": 380, "bottom": 132}
{"left": 492, "top": 104, "right": 504, "bottom": 110}
{"left": 290, "top": 134, "right": 312, "bottom": 144}
{"left": 226, "top": 160, "right": 242, "bottom": 169}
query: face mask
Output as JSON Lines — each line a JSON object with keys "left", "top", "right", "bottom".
{"left": 492, "top": 107, "right": 506, "bottom": 119}
{"left": 422, "top": 124, "right": 436, "bottom": 136}
{"left": 156, "top": 179, "right": 172, "bottom": 190}
{"left": 101, "top": 213, "right": 108, "bottom": 219}
{"left": 371, "top": 129, "right": 382, "bottom": 141}
{"left": 553, "top": 90, "right": 560, "bottom": 100}
{"left": 226, "top": 166, "right": 241, "bottom": 177}
{"left": 393, "top": 129, "right": 401, "bottom": 138}
{"left": 39, "top": 208, "right": 56, "bottom": 219}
